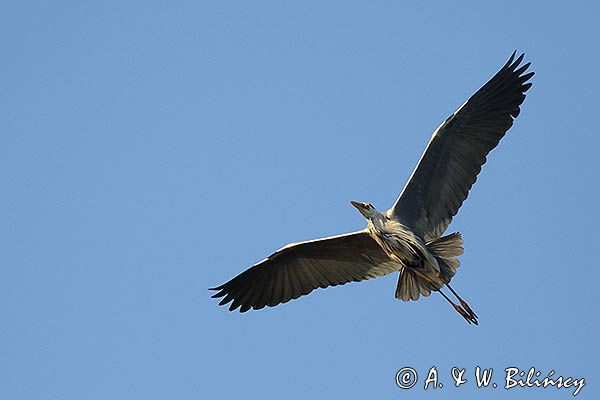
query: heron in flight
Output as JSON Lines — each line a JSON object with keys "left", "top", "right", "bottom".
{"left": 210, "top": 52, "right": 533, "bottom": 324}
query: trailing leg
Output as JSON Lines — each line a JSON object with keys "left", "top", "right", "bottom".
{"left": 446, "top": 283, "right": 478, "bottom": 323}
{"left": 437, "top": 289, "right": 477, "bottom": 325}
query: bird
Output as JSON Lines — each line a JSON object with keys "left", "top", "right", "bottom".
{"left": 210, "top": 51, "right": 534, "bottom": 324}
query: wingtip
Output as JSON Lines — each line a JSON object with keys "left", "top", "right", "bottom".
{"left": 211, "top": 289, "right": 227, "bottom": 299}
{"left": 507, "top": 50, "right": 529, "bottom": 65}
{"left": 218, "top": 297, "right": 230, "bottom": 306}
{"left": 522, "top": 82, "right": 533, "bottom": 92}
{"left": 506, "top": 50, "right": 517, "bottom": 66}
{"left": 513, "top": 52, "right": 525, "bottom": 68}
{"left": 219, "top": 292, "right": 236, "bottom": 305}
{"left": 239, "top": 304, "right": 252, "bottom": 313}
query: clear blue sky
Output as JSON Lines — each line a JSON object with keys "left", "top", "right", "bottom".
{"left": 2, "top": 2, "right": 598, "bottom": 399}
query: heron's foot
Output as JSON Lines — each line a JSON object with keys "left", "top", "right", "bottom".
{"left": 453, "top": 304, "right": 471, "bottom": 324}
{"left": 453, "top": 304, "right": 478, "bottom": 325}
{"left": 467, "top": 312, "right": 478, "bottom": 325}
{"left": 459, "top": 299, "right": 478, "bottom": 320}
{"left": 445, "top": 283, "right": 478, "bottom": 324}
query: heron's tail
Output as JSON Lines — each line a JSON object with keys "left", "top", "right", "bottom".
{"left": 395, "top": 232, "right": 464, "bottom": 302}
{"left": 426, "top": 232, "right": 464, "bottom": 282}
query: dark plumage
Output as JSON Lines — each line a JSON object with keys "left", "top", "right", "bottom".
{"left": 390, "top": 52, "right": 534, "bottom": 240}
{"left": 211, "top": 232, "right": 397, "bottom": 312}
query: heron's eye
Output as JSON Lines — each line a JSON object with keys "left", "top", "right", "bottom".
{"left": 365, "top": 203, "right": 371, "bottom": 209}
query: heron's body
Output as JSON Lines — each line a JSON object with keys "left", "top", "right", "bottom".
{"left": 366, "top": 215, "right": 441, "bottom": 286}
{"left": 358, "top": 205, "right": 463, "bottom": 301}
{"left": 367, "top": 214, "right": 425, "bottom": 265}
{"left": 210, "top": 52, "right": 534, "bottom": 325}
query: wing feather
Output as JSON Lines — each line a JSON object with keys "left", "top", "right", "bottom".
{"left": 210, "top": 231, "right": 399, "bottom": 312}
{"left": 388, "top": 52, "right": 534, "bottom": 240}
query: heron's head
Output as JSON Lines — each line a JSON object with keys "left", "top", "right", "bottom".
{"left": 350, "top": 201, "right": 381, "bottom": 220}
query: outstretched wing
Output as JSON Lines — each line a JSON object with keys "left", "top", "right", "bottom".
{"left": 210, "top": 231, "right": 398, "bottom": 312}
{"left": 388, "top": 52, "right": 534, "bottom": 240}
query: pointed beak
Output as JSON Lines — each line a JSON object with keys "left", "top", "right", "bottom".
{"left": 350, "top": 201, "right": 365, "bottom": 210}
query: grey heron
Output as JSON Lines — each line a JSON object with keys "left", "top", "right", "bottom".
{"left": 210, "top": 52, "right": 533, "bottom": 324}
